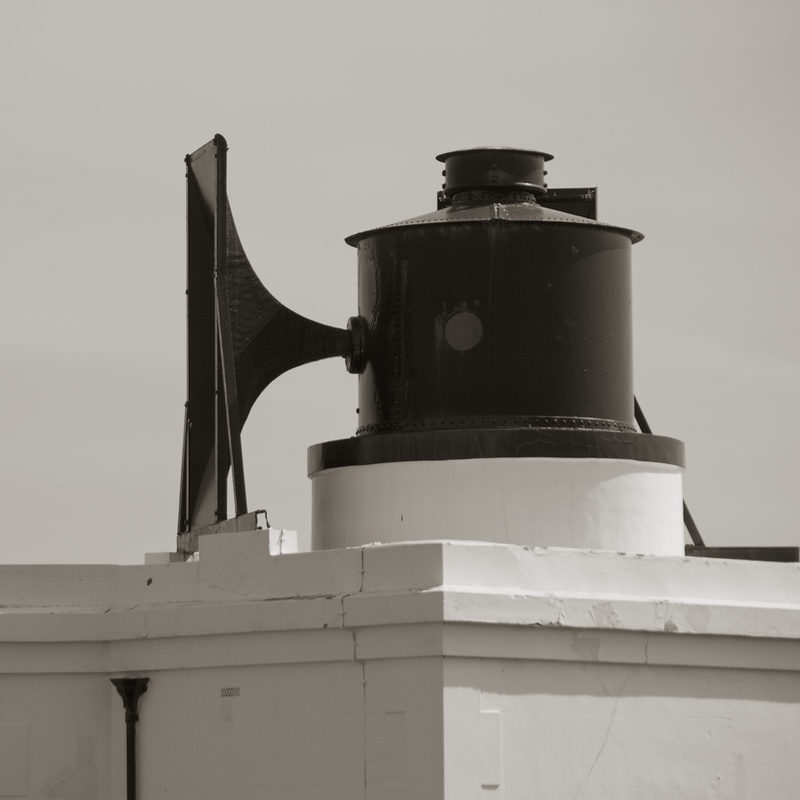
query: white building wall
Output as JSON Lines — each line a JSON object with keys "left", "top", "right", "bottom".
{"left": 365, "top": 657, "right": 444, "bottom": 800}
{"left": 445, "top": 657, "right": 800, "bottom": 799}
{"left": 0, "top": 672, "right": 112, "bottom": 798}
{"left": 137, "top": 662, "right": 365, "bottom": 800}
{"left": 1, "top": 536, "right": 800, "bottom": 798}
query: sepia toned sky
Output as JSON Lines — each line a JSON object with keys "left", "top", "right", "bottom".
{"left": 2, "top": 0, "right": 799, "bottom": 563}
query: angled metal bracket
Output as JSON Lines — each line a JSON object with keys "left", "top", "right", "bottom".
{"left": 634, "top": 397, "right": 705, "bottom": 547}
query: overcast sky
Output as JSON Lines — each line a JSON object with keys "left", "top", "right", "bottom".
{"left": 2, "top": 0, "right": 798, "bottom": 563}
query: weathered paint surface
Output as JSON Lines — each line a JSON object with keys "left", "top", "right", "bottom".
{"left": 0, "top": 537, "right": 799, "bottom": 797}
{"left": 445, "top": 657, "right": 800, "bottom": 799}
{"left": 0, "top": 677, "right": 110, "bottom": 799}
{"left": 43, "top": 737, "right": 99, "bottom": 799}
{"left": 0, "top": 725, "right": 28, "bottom": 796}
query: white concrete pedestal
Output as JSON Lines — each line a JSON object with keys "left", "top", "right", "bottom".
{"left": 312, "top": 457, "right": 685, "bottom": 555}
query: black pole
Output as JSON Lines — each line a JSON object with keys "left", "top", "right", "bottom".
{"left": 111, "top": 677, "right": 149, "bottom": 800}
{"left": 633, "top": 397, "right": 705, "bottom": 547}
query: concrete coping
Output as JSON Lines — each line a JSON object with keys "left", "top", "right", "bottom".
{"left": 0, "top": 533, "right": 798, "bottom": 612}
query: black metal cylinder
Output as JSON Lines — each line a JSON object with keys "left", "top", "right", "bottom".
{"left": 346, "top": 149, "right": 641, "bottom": 436}
{"left": 437, "top": 147, "right": 553, "bottom": 198}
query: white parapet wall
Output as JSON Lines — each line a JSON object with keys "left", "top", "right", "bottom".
{"left": 0, "top": 534, "right": 799, "bottom": 798}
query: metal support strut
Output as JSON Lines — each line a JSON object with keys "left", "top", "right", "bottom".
{"left": 634, "top": 397, "right": 705, "bottom": 547}
{"left": 111, "top": 677, "right": 149, "bottom": 800}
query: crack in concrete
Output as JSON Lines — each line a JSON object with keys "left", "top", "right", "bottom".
{"left": 339, "top": 546, "right": 365, "bottom": 637}
{"left": 205, "top": 585, "right": 347, "bottom": 603}
{"left": 317, "top": 546, "right": 366, "bottom": 796}
{"left": 573, "top": 671, "right": 632, "bottom": 798}
{"left": 345, "top": 548, "right": 366, "bottom": 799}
{"left": 43, "top": 737, "right": 98, "bottom": 799}
{"left": 568, "top": 474, "right": 576, "bottom": 547}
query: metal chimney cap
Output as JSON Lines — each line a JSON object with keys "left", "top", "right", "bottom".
{"left": 435, "top": 146, "right": 554, "bottom": 161}
{"left": 345, "top": 148, "right": 644, "bottom": 245}
{"left": 436, "top": 147, "right": 554, "bottom": 197}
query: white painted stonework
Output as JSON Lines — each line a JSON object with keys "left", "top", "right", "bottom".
{"left": 1, "top": 535, "right": 799, "bottom": 798}
{"left": 312, "top": 457, "right": 685, "bottom": 555}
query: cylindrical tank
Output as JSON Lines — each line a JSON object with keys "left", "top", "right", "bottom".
{"left": 310, "top": 148, "right": 684, "bottom": 555}
{"left": 348, "top": 148, "right": 643, "bottom": 435}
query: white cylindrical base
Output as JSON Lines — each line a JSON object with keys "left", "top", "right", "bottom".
{"left": 311, "top": 457, "right": 684, "bottom": 555}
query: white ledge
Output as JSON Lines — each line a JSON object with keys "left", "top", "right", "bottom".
{"left": 0, "top": 537, "right": 798, "bottom": 649}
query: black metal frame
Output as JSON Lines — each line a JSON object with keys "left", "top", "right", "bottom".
{"left": 178, "top": 135, "right": 245, "bottom": 535}
{"left": 537, "top": 186, "right": 598, "bottom": 221}
{"left": 177, "top": 135, "right": 353, "bottom": 547}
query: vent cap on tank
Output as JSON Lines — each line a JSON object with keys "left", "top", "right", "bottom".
{"left": 437, "top": 146, "right": 554, "bottom": 199}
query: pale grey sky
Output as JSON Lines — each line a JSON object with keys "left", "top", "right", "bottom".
{"left": 2, "top": 0, "right": 798, "bottom": 563}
